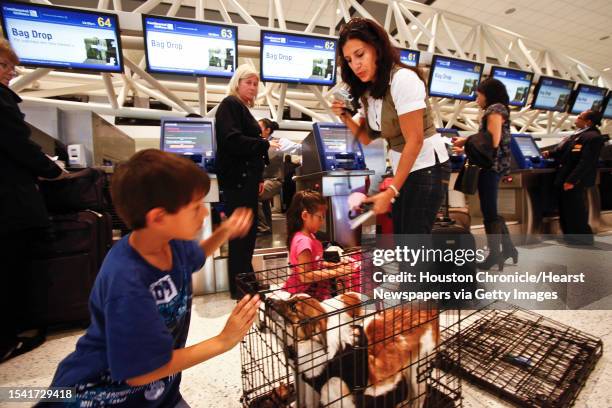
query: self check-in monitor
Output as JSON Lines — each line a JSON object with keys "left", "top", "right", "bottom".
{"left": 143, "top": 15, "right": 237, "bottom": 78}
{"left": 510, "top": 134, "right": 545, "bottom": 169}
{"left": 260, "top": 30, "right": 337, "bottom": 86}
{"left": 160, "top": 118, "right": 216, "bottom": 172}
{"left": 603, "top": 95, "right": 612, "bottom": 120}
{"left": 428, "top": 55, "right": 484, "bottom": 101}
{"left": 313, "top": 123, "right": 365, "bottom": 171}
{"left": 490, "top": 66, "right": 533, "bottom": 108}
{"left": 0, "top": 1, "right": 122, "bottom": 72}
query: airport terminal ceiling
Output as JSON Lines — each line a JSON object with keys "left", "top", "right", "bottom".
{"left": 3, "top": 0, "right": 611, "bottom": 134}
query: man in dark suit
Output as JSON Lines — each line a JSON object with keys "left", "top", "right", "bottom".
{"left": 544, "top": 110, "right": 606, "bottom": 245}
{"left": 0, "top": 40, "right": 63, "bottom": 361}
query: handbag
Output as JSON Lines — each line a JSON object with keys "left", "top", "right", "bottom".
{"left": 454, "top": 160, "right": 480, "bottom": 195}
{"left": 465, "top": 130, "right": 495, "bottom": 169}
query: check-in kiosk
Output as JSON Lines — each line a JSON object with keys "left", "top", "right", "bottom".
{"left": 295, "top": 123, "right": 375, "bottom": 247}
{"left": 509, "top": 134, "right": 549, "bottom": 169}
{"left": 160, "top": 118, "right": 222, "bottom": 294}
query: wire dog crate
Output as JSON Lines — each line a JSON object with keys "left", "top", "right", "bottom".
{"left": 238, "top": 249, "right": 463, "bottom": 408}
{"left": 438, "top": 303, "right": 603, "bottom": 408}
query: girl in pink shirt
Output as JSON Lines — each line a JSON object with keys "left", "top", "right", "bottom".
{"left": 283, "top": 190, "right": 345, "bottom": 300}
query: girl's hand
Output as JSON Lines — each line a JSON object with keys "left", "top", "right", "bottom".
{"left": 223, "top": 207, "right": 253, "bottom": 239}
{"left": 218, "top": 294, "right": 260, "bottom": 349}
{"left": 363, "top": 189, "right": 395, "bottom": 215}
{"left": 268, "top": 140, "right": 281, "bottom": 150}
{"left": 452, "top": 136, "right": 467, "bottom": 147}
{"left": 452, "top": 146, "right": 465, "bottom": 155}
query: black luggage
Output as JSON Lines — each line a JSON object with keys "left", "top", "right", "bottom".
{"left": 29, "top": 210, "right": 112, "bottom": 326}
{"left": 39, "top": 168, "right": 110, "bottom": 213}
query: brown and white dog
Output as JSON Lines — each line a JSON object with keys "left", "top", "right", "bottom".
{"left": 362, "top": 306, "right": 439, "bottom": 407}
{"left": 271, "top": 292, "right": 367, "bottom": 407}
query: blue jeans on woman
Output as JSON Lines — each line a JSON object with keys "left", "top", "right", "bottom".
{"left": 478, "top": 169, "right": 501, "bottom": 223}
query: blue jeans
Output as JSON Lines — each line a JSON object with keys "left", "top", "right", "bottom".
{"left": 478, "top": 169, "right": 501, "bottom": 223}
{"left": 392, "top": 161, "right": 451, "bottom": 234}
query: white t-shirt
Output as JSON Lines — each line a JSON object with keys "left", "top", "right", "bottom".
{"left": 358, "top": 68, "right": 449, "bottom": 174}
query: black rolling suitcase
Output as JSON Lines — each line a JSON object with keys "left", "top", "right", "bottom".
{"left": 29, "top": 210, "right": 112, "bottom": 326}
{"left": 430, "top": 190, "right": 477, "bottom": 303}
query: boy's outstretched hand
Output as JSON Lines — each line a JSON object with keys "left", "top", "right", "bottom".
{"left": 224, "top": 207, "right": 253, "bottom": 240}
{"left": 219, "top": 294, "right": 261, "bottom": 349}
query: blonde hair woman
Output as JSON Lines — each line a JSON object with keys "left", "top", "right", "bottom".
{"left": 215, "top": 64, "right": 270, "bottom": 299}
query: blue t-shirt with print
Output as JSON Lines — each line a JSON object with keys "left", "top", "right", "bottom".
{"left": 43, "top": 235, "right": 205, "bottom": 407}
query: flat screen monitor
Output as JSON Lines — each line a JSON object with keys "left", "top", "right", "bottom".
{"left": 260, "top": 30, "right": 337, "bottom": 86}
{"left": 160, "top": 119, "right": 215, "bottom": 156}
{"left": 569, "top": 84, "right": 608, "bottom": 115}
{"left": 490, "top": 66, "right": 533, "bottom": 107}
{"left": 603, "top": 95, "right": 612, "bottom": 120}
{"left": 143, "top": 15, "right": 237, "bottom": 78}
{"left": 398, "top": 48, "right": 420, "bottom": 67}
{"left": 0, "top": 1, "right": 123, "bottom": 72}
{"left": 514, "top": 134, "right": 541, "bottom": 157}
{"left": 428, "top": 55, "right": 483, "bottom": 101}
{"left": 313, "top": 123, "right": 365, "bottom": 171}
{"left": 532, "top": 76, "right": 575, "bottom": 112}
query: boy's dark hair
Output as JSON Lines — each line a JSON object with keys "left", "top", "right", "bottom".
{"left": 111, "top": 149, "right": 210, "bottom": 229}
{"left": 286, "top": 190, "right": 327, "bottom": 248}
{"left": 338, "top": 17, "right": 425, "bottom": 101}
{"left": 477, "top": 78, "right": 510, "bottom": 112}
{"left": 584, "top": 109, "right": 602, "bottom": 127}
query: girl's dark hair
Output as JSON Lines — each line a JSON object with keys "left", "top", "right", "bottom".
{"left": 477, "top": 78, "right": 510, "bottom": 112}
{"left": 286, "top": 190, "right": 326, "bottom": 248}
{"left": 338, "top": 17, "right": 425, "bottom": 100}
{"left": 259, "top": 118, "right": 279, "bottom": 135}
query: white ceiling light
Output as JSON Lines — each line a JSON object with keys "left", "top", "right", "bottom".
{"left": 603, "top": 67, "right": 611, "bottom": 71}
{"left": 411, "top": 24, "right": 418, "bottom": 30}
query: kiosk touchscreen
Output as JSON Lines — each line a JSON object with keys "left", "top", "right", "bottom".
{"left": 510, "top": 134, "right": 546, "bottom": 169}
{"left": 160, "top": 118, "right": 216, "bottom": 172}
{"left": 313, "top": 123, "right": 365, "bottom": 171}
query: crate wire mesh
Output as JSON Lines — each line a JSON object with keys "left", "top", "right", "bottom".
{"left": 238, "top": 249, "right": 463, "bottom": 408}
{"left": 438, "top": 303, "right": 603, "bottom": 408}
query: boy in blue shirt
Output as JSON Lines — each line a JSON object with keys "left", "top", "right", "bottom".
{"left": 40, "top": 149, "right": 260, "bottom": 407}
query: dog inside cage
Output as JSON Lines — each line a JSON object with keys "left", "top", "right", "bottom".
{"left": 238, "top": 250, "right": 462, "bottom": 408}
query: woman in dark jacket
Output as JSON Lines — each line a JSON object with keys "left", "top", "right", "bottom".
{"left": 215, "top": 64, "right": 278, "bottom": 299}
{"left": 453, "top": 78, "right": 518, "bottom": 270}
{"left": 0, "top": 39, "right": 62, "bottom": 361}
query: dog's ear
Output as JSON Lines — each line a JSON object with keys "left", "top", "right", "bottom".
{"left": 295, "top": 297, "right": 328, "bottom": 347}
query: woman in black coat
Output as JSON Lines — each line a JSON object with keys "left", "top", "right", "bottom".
{"left": 0, "top": 39, "right": 62, "bottom": 361}
{"left": 215, "top": 64, "right": 279, "bottom": 299}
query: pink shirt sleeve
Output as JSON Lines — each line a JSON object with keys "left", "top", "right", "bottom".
{"left": 290, "top": 234, "right": 315, "bottom": 264}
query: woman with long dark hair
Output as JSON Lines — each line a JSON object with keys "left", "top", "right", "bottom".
{"left": 332, "top": 18, "right": 450, "bottom": 235}
{"left": 453, "top": 78, "right": 517, "bottom": 270}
